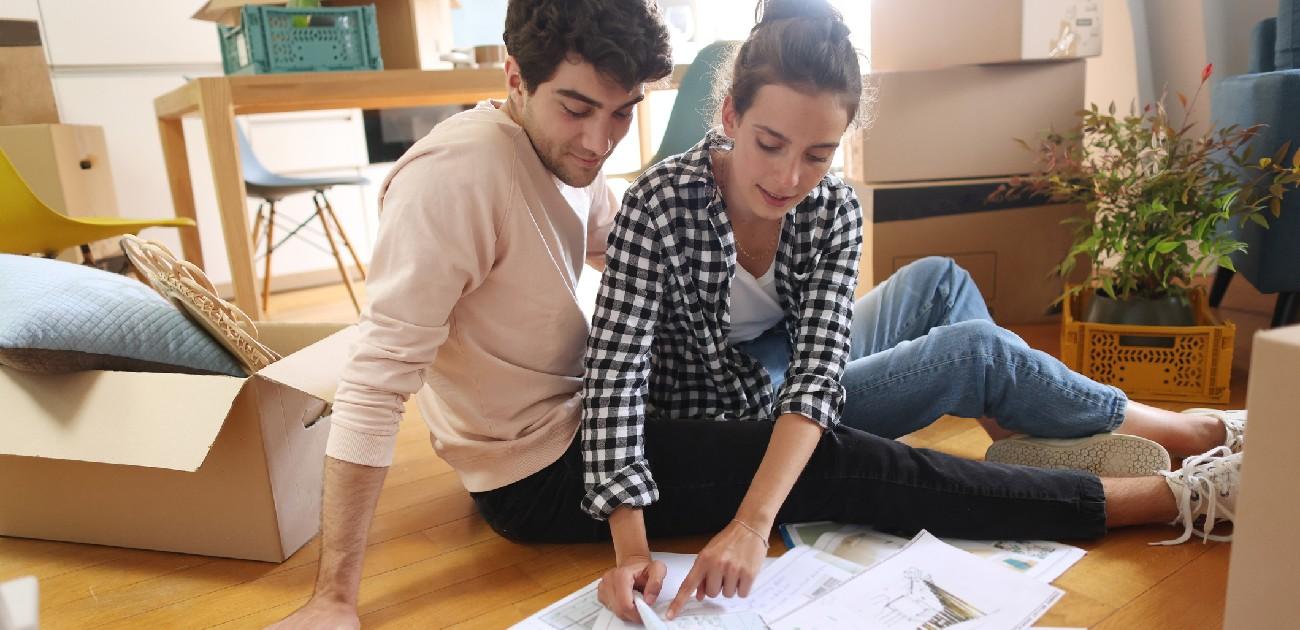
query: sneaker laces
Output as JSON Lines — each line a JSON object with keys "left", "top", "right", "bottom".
{"left": 1152, "top": 446, "right": 1240, "bottom": 545}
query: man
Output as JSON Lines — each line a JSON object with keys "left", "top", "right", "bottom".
{"left": 270, "top": 2, "right": 674, "bottom": 627}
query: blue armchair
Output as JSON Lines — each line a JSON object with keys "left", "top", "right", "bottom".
{"left": 1209, "top": 0, "right": 1300, "bottom": 327}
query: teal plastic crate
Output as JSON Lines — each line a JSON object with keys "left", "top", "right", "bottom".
{"left": 218, "top": 4, "right": 383, "bottom": 75}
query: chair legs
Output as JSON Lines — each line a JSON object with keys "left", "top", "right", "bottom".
{"left": 1209, "top": 267, "right": 1234, "bottom": 308}
{"left": 1272, "top": 292, "right": 1298, "bottom": 328}
{"left": 251, "top": 192, "right": 365, "bottom": 316}
{"left": 261, "top": 202, "right": 277, "bottom": 312}
{"left": 251, "top": 202, "right": 268, "bottom": 251}
{"left": 311, "top": 191, "right": 362, "bottom": 315}
{"left": 315, "top": 191, "right": 367, "bottom": 281}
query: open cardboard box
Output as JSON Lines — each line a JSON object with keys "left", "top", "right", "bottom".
{"left": 0, "top": 322, "right": 358, "bottom": 562}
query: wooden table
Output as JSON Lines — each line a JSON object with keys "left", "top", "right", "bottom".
{"left": 154, "top": 67, "right": 680, "bottom": 317}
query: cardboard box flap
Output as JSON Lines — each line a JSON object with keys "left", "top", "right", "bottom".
{"left": 0, "top": 368, "right": 246, "bottom": 471}
{"left": 192, "top": 0, "right": 284, "bottom": 27}
{"left": 256, "top": 324, "right": 358, "bottom": 405}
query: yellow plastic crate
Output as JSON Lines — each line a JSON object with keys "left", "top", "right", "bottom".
{"left": 1060, "top": 285, "right": 1234, "bottom": 404}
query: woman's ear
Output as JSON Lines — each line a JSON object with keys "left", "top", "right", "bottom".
{"left": 721, "top": 94, "right": 739, "bottom": 137}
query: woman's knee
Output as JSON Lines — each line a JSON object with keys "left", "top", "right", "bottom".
{"left": 937, "top": 319, "right": 1017, "bottom": 355}
{"left": 897, "top": 256, "right": 957, "bottom": 287}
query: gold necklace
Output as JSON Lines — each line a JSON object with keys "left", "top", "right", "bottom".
{"left": 734, "top": 222, "right": 781, "bottom": 262}
{"left": 714, "top": 151, "right": 781, "bottom": 263}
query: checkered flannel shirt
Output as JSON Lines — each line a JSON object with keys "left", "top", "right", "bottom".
{"left": 580, "top": 130, "right": 864, "bottom": 520}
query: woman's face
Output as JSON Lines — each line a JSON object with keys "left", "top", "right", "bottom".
{"left": 720, "top": 84, "right": 851, "bottom": 222}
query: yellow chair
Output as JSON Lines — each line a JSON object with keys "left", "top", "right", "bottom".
{"left": 0, "top": 148, "right": 194, "bottom": 261}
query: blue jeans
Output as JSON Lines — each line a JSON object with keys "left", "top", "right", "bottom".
{"left": 738, "top": 257, "right": 1128, "bottom": 439}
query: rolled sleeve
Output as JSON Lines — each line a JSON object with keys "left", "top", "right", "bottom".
{"left": 774, "top": 191, "right": 864, "bottom": 429}
{"left": 580, "top": 185, "right": 665, "bottom": 520}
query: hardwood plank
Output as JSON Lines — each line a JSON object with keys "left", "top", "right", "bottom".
{"left": 361, "top": 565, "right": 542, "bottom": 628}
{"left": 1092, "top": 542, "right": 1231, "bottom": 629}
{"left": 450, "top": 572, "right": 607, "bottom": 630}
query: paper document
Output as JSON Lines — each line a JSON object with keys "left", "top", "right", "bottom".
{"left": 770, "top": 531, "right": 1063, "bottom": 630}
{"left": 515, "top": 550, "right": 857, "bottom": 629}
{"left": 808, "top": 524, "right": 1085, "bottom": 584}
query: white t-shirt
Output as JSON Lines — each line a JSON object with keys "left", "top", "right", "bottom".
{"left": 729, "top": 260, "right": 784, "bottom": 342}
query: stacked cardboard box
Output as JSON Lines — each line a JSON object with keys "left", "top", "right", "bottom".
{"left": 847, "top": 0, "right": 1098, "bottom": 323}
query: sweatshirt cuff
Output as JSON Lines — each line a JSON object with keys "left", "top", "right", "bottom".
{"left": 325, "top": 417, "right": 400, "bottom": 468}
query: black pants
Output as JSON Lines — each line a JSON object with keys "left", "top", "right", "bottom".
{"left": 471, "top": 420, "right": 1107, "bottom": 543}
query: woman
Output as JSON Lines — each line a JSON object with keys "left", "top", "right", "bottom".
{"left": 578, "top": 0, "right": 1245, "bottom": 622}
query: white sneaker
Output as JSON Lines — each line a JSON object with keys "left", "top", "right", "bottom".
{"left": 1152, "top": 446, "right": 1241, "bottom": 545}
{"left": 985, "top": 433, "right": 1171, "bottom": 477}
{"left": 1182, "top": 408, "right": 1246, "bottom": 453}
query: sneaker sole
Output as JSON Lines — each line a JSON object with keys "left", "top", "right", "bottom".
{"left": 985, "top": 434, "right": 1171, "bottom": 477}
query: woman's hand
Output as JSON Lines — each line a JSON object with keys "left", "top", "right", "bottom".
{"left": 666, "top": 519, "right": 769, "bottom": 619}
{"left": 597, "top": 554, "right": 667, "bottom": 623}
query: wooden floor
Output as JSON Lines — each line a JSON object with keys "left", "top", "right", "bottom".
{"left": 1, "top": 281, "right": 1251, "bottom": 629}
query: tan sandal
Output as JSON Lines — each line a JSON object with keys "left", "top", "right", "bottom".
{"left": 120, "top": 235, "right": 280, "bottom": 375}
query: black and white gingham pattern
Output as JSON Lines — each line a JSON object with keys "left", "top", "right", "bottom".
{"left": 579, "top": 130, "right": 864, "bottom": 520}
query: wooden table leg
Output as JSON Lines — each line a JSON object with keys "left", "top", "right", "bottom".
{"left": 197, "top": 78, "right": 262, "bottom": 318}
{"left": 156, "top": 116, "right": 206, "bottom": 271}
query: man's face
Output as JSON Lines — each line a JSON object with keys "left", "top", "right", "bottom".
{"left": 506, "top": 56, "right": 645, "bottom": 187}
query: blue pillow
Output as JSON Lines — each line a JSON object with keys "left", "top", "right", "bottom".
{"left": 0, "top": 254, "right": 245, "bottom": 377}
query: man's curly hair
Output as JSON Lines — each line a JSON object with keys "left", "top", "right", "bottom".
{"left": 503, "top": 0, "right": 674, "bottom": 93}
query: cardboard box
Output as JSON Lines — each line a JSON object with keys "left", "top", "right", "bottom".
{"left": 870, "top": 0, "right": 1102, "bottom": 73}
{"left": 0, "top": 20, "right": 59, "bottom": 126}
{"left": 0, "top": 323, "right": 356, "bottom": 562}
{"left": 855, "top": 177, "right": 1087, "bottom": 323}
{"left": 0, "top": 124, "right": 121, "bottom": 260}
{"left": 192, "top": 0, "right": 453, "bottom": 70}
{"left": 846, "top": 60, "right": 1086, "bottom": 183}
{"left": 1224, "top": 325, "right": 1300, "bottom": 629}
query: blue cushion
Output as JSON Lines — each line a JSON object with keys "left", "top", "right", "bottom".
{"left": 1279, "top": 0, "right": 1300, "bottom": 70}
{"left": 1211, "top": 69, "right": 1300, "bottom": 294}
{"left": 0, "top": 254, "right": 245, "bottom": 376}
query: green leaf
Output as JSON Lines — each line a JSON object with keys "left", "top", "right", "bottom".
{"left": 1218, "top": 256, "right": 1237, "bottom": 272}
{"left": 1249, "top": 213, "right": 1270, "bottom": 229}
{"left": 1100, "top": 275, "right": 1117, "bottom": 300}
{"left": 1155, "top": 241, "right": 1180, "bottom": 254}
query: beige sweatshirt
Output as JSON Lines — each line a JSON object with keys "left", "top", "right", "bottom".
{"left": 326, "top": 101, "right": 616, "bottom": 492}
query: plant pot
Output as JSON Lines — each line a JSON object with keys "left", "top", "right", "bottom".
{"left": 1083, "top": 291, "right": 1195, "bottom": 326}
{"left": 1061, "top": 285, "right": 1234, "bottom": 404}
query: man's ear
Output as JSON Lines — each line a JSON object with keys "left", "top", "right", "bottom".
{"left": 505, "top": 55, "right": 527, "bottom": 99}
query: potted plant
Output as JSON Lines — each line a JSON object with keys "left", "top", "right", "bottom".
{"left": 992, "top": 64, "right": 1300, "bottom": 326}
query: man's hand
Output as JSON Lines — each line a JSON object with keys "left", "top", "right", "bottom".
{"left": 265, "top": 596, "right": 359, "bottom": 630}
{"left": 666, "top": 520, "right": 768, "bottom": 619}
{"left": 597, "top": 554, "right": 667, "bottom": 623}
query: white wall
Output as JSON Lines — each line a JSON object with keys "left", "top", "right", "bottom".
{"left": 1133, "top": 0, "right": 1278, "bottom": 133}
{"left": 0, "top": 0, "right": 40, "bottom": 21}
{"left": 1085, "top": 0, "right": 1141, "bottom": 113}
